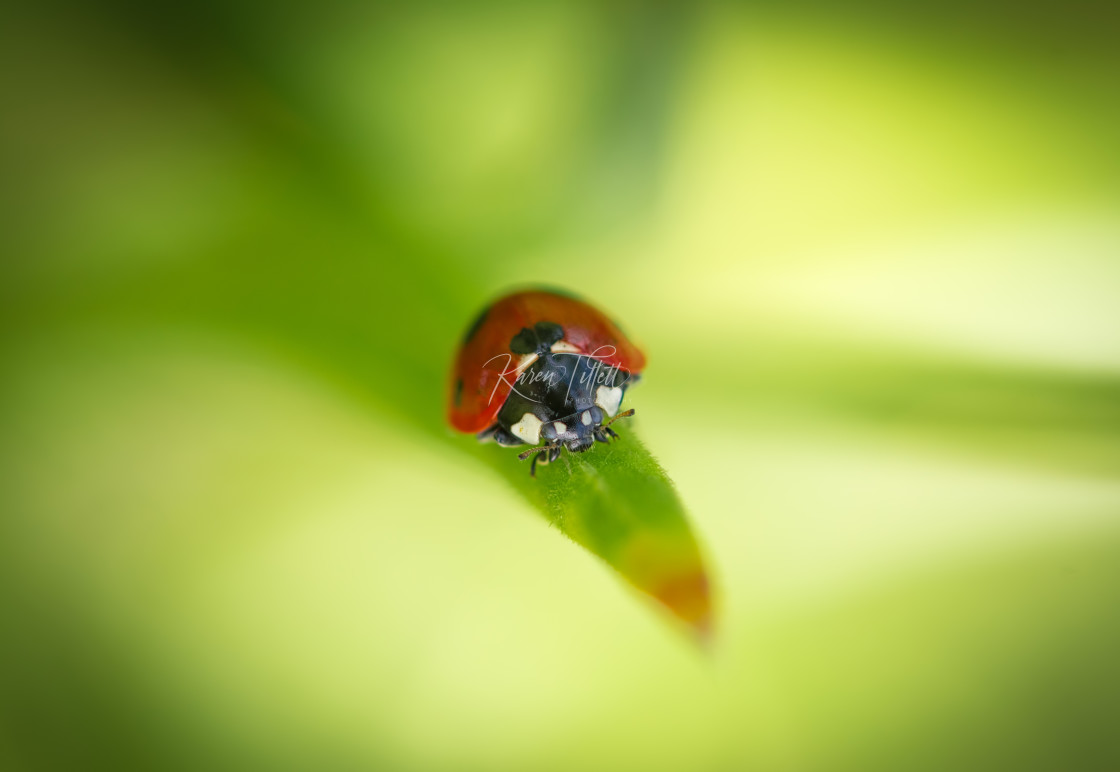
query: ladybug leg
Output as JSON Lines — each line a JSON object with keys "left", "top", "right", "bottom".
{"left": 478, "top": 424, "right": 524, "bottom": 448}
{"left": 519, "top": 443, "right": 559, "bottom": 477}
{"left": 595, "top": 408, "right": 635, "bottom": 443}
{"left": 594, "top": 425, "right": 619, "bottom": 443}
{"left": 532, "top": 445, "right": 564, "bottom": 476}
{"left": 476, "top": 424, "right": 499, "bottom": 442}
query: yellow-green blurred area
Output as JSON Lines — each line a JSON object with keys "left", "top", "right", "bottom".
{"left": 3, "top": 0, "right": 1120, "bottom": 769}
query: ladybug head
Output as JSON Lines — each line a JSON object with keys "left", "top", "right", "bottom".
{"left": 518, "top": 408, "right": 636, "bottom": 475}
{"left": 540, "top": 405, "right": 606, "bottom": 453}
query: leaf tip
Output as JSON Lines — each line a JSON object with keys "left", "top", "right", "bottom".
{"left": 652, "top": 565, "right": 716, "bottom": 643}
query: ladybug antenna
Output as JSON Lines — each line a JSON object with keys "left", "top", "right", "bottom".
{"left": 518, "top": 445, "right": 548, "bottom": 461}
{"left": 518, "top": 443, "right": 561, "bottom": 476}
{"left": 593, "top": 408, "right": 635, "bottom": 444}
{"left": 602, "top": 408, "right": 635, "bottom": 429}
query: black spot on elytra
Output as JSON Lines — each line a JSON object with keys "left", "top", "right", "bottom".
{"left": 534, "top": 321, "right": 563, "bottom": 346}
{"left": 454, "top": 378, "right": 464, "bottom": 406}
{"left": 509, "top": 327, "right": 537, "bottom": 355}
{"left": 510, "top": 321, "right": 564, "bottom": 354}
{"left": 462, "top": 307, "right": 489, "bottom": 344}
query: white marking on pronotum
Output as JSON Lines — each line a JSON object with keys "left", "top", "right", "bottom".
{"left": 595, "top": 386, "right": 623, "bottom": 417}
{"left": 581, "top": 410, "right": 592, "bottom": 426}
{"left": 554, "top": 421, "right": 567, "bottom": 435}
{"left": 511, "top": 413, "right": 543, "bottom": 445}
{"left": 550, "top": 341, "right": 580, "bottom": 354}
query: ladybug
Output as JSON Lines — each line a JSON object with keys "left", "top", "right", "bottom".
{"left": 448, "top": 289, "right": 646, "bottom": 475}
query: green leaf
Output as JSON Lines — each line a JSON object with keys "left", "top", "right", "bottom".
{"left": 469, "top": 424, "right": 713, "bottom": 639}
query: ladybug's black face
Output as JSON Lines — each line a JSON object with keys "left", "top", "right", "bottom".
{"left": 539, "top": 405, "right": 606, "bottom": 453}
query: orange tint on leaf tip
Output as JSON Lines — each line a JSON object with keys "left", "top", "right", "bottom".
{"left": 614, "top": 530, "right": 715, "bottom": 643}
{"left": 653, "top": 568, "right": 715, "bottom": 642}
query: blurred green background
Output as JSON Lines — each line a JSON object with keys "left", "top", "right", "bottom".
{"left": 2, "top": 1, "right": 1120, "bottom": 770}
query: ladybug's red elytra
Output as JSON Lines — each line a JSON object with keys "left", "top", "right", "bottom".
{"left": 447, "top": 289, "right": 646, "bottom": 475}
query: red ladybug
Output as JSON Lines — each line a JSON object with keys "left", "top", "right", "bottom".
{"left": 448, "top": 289, "right": 646, "bottom": 475}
